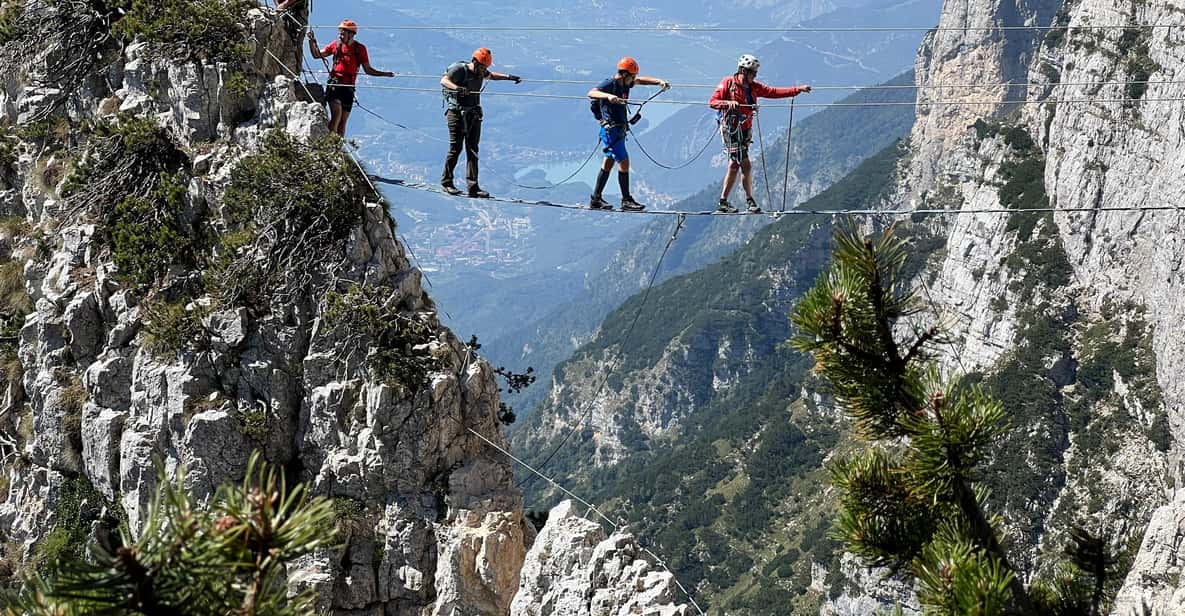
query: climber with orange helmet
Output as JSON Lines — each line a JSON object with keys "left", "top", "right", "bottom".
{"left": 708, "top": 54, "right": 810, "bottom": 213}
{"left": 586, "top": 57, "right": 670, "bottom": 211}
{"left": 439, "top": 47, "right": 522, "bottom": 198}
{"left": 307, "top": 19, "right": 395, "bottom": 137}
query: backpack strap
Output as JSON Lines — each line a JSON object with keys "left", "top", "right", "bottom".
{"left": 724, "top": 76, "right": 752, "bottom": 124}
{"left": 445, "top": 61, "right": 474, "bottom": 110}
{"left": 330, "top": 41, "right": 358, "bottom": 79}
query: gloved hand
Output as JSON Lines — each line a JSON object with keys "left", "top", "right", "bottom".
{"left": 659, "top": 80, "right": 671, "bottom": 92}
{"left": 455, "top": 87, "right": 469, "bottom": 96}
{"left": 801, "top": 85, "right": 812, "bottom": 93}
{"left": 508, "top": 74, "right": 522, "bottom": 84}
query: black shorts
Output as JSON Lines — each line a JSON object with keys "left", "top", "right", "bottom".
{"left": 325, "top": 82, "right": 355, "bottom": 111}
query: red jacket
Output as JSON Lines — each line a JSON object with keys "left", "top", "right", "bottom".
{"left": 708, "top": 75, "right": 805, "bottom": 130}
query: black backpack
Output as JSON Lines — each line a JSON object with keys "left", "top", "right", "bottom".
{"left": 590, "top": 98, "right": 603, "bottom": 122}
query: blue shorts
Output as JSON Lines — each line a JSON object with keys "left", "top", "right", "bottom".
{"left": 599, "top": 125, "right": 628, "bottom": 162}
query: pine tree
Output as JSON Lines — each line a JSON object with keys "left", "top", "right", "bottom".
{"left": 791, "top": 223, "right": 1115, "bottom": 615}
{"left": 0, "top": 453, "right": 337, "bottom": 615}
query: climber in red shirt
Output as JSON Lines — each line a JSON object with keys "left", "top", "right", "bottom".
{"left": 708, "top": 54, "right": 811, "bottom": 213}
{"left": 307, "top": 19, "right": 395, "bottom": 137}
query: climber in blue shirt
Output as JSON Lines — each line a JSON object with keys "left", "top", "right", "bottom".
{"left": 586, "top": 57, "right": 670, "bottom": 211}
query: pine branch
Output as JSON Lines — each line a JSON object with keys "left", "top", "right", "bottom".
{"left": 902, "top": 326, "right": 939, "bottom": 365}
{"left": 793, "top": 223, "right": 1041, "bottom": 614}
{"left": 864, "top": 239, "right": 904, "bottom": 368}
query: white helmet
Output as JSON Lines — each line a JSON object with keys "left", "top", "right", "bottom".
{"left": 738, "top": 54, "right": 760, "bottom": 71}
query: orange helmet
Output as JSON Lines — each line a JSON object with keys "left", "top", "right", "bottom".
{"left": 617, "top": 56, "right": 640, "bottom": 75}
{"left": 338, "top": 19, "right": 358, "bottom": 34}
{"left": 472, "top": 47, "right": 493, "bottom": 68}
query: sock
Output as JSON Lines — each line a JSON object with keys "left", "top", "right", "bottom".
{"left": 593, "top": 168, "right": 611, "bottom": 197}
{"left": 617, "top": 171, "right": 630, "bottom": 199}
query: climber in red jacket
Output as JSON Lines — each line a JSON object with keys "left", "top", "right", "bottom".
{"left": 708, "top": 54, "right": 811, "bottom": 213}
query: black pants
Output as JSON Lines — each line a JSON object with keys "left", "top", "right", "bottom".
{"left": 442, "top": 107, "right": 482, "bottom": 189}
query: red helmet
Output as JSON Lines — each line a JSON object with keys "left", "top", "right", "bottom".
{"left": 617, "top": 56, "right": 639, "bottom": 75}
{"left": 338, "top": 19, "right": 358, "bottom": 34}
{"left": 473, "top": 47, "right": 493, "bottom": 68}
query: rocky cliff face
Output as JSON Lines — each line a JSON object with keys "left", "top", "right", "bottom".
{"left": 887, "top": 0, "right": 1185, "bottom": 611}
{"left": 815, "top": 0, "right": 1185, "bottom": 611}
{"left": 514, "top": 0, "right": 1185, "bottom": 613}
{"left": 511, "top": 501, "right": 691, "bottom": 616}
{"left": 0, "top": 4, "right": 686, "bottom": 614}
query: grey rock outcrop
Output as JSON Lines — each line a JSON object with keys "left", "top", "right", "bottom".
{"left": 516, "top": 0, "right": 1185, "bottom": 611}
{"left": 511, "top": 500, "right": 691, "bottom": 616}
{"left": 0, "top": 5, "right": 688, "bottom": 615}
{"left": 831, "top": 0, "right": 1185, "bottom": 611}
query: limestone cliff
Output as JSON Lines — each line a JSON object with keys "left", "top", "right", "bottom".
{"left": 0, "top": 3, "right": 686, "bottom": 614}
{"left": 834, "top": 0, "right": 1185, "bottom": 611}
{"left": 512, "top": 0, "right": 1185, "bottom": 613}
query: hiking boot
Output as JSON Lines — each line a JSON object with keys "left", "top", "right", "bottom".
{"left": 716, "top": 198, "right": 739, "bottom": 214}
{"left": 621, "top": 196, "right": 645, "bottom": 212}
{"left": 441, "top": 183, "right": 462, "bottom": 196}
{"left": 746, "top": 197, "right": 762, "bottom": 214}
{"left": 468, "top": 187, "right": 491, "bottom": 199}
{"left": 589, "top": 194, "right": 614, "bottom": 210}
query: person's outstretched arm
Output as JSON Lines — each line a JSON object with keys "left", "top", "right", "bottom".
{"left": 635, "top": 75, "right": 671, "bottom": 91}
{"left": 753, "top": 82, "right": 812, "bottom": 99}
{"left": 488, "top": 71, "right": 522, "bottom": 84}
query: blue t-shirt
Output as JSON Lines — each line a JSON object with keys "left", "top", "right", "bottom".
{"left": 593, "top": 77, "right": 631, "bottom": 125}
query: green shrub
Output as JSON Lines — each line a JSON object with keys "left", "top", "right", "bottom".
{"left": 109, "top": 173, "right": 192, "bottom": 287}
{"left": 0, "top": 2, "right": 23, "bottom": 45}
{"left": 64, "top": 115, "right": 184, "bottom": 197}
{"left": 332, "top": 497, "right": 368, "bottom": 540}
{"left": 112, "top": 0, "right": 255, "bottom": 63}
{"left": 234, "top": 402, "right": 268, "bottom": 441}
{"left": 142, "top": 300, "right": 209, "bottom": 356}
{"left": 323, "top": 284, "right": 442, "bottom": 390}
{"left": 225, "top": 70, "right": 252, "bottom": 97}
{"left": 223, "top": 131, "right": 366, "bottom": 238}
{"left": 215, "top": 132, "right": 367, "bottom": 307}
{"left": 0, "top": 258, "right": 31, "bottom": 319}
{"left": 61, "top": 116, "right": 197, "bottom": 289}
{"left": 65, "top": 117, "right": 191, "bottom": 273}
{"left": 32, "top": 475, "right": 104, "bottom": 574}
